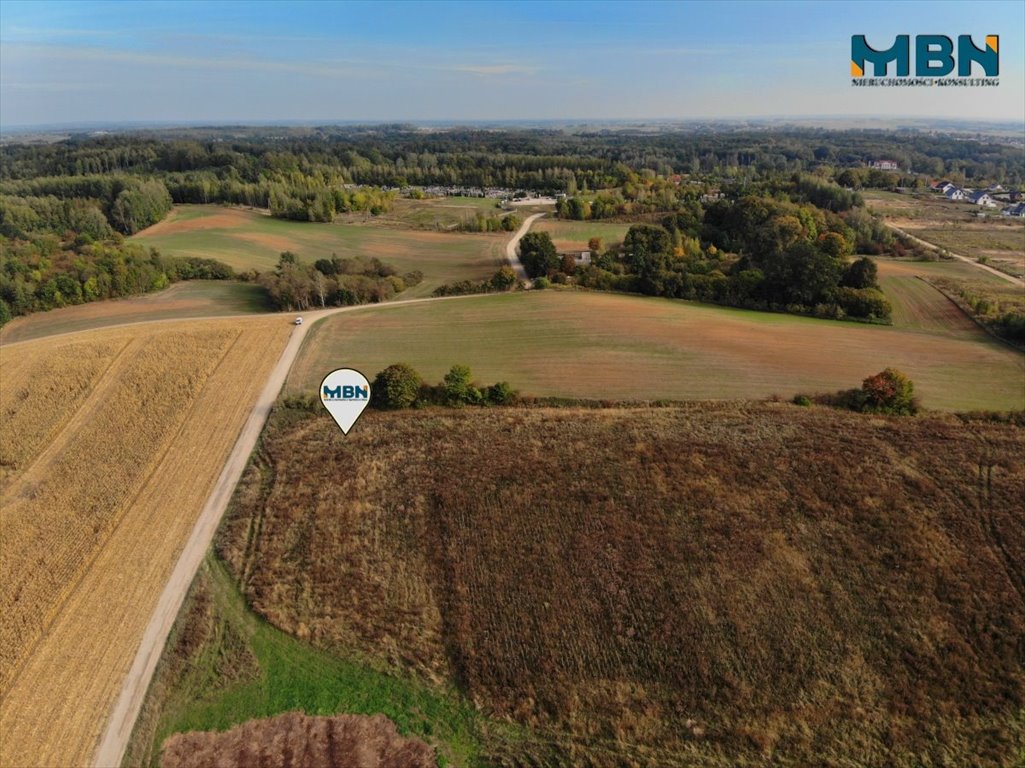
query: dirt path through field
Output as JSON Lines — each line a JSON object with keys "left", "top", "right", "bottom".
{"left": 92, "top": 222, "right": 537, "bottom": 767}
{"left": 885, "top": 222, "right": 1024, "bottom": 287}
{"left": 88, "top": 315, "right": 312, "bottom": 767}
{"left": 505, "top": 212, "right": 546, "bottom": 282}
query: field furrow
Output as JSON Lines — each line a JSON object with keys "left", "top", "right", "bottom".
{"left": 0, "top": 328, "right": 239, "bottom": 690}
{"left": 0, "top": 336, "right": 129, "bottom": 492}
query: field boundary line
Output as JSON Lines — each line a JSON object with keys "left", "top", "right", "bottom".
{"left": 917, "top": 276, "right": 1025, "bottom": 354}
{"left": 0, "top": 337, "right": 136, "bottom": 505}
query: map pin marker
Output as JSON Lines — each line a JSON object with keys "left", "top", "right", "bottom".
{"left": 320, "top": 368, "right": 371, "bottom": 435}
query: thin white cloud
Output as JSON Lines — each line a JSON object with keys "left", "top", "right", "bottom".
{"left": 0, "top": 43, "right": 368, "bottom": 79}
{"left": 449, "top": 64, "right": 539, "bottom": 76}
{"left": 1, "top": 43, "right": 545, "bottom": 83}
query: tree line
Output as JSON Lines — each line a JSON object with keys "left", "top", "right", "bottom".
{"left": 4, "top": 125, "right": 1021, "bottom": 193}
{"left": 0, "top": 236, "right": 234, "bottom": 324}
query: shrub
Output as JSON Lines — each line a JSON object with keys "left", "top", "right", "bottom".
{"left": 370, "top": 363, "right": 517, "bottom": 409}
{"left": 860, "top": 368, "right": 917, "bottom": 415}
{"left": 371, "top": 363, "right": 424, "bottom": 410}
{"left": 841, "top": 257, "right": 879, "bottom": 289}
{"left": 443, "top": 364, "right": 481, "bottom": 406}
{"left": 533, "top": 276, "right": 551, "bottom": 290}
{"left": 490, "top": 266, "right": 517, "bottom": 291}
{"left": 793, "top": 394, "right": 812, "bottom": 407}
{"left": 281, "top": 393, "right": 320, "bottom": 412}
{"left": 485, "top": 381, "right": 517, "bottom": 405}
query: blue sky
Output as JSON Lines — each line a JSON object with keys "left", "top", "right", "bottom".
{"left": 1, "top": 0, "right": 1022, "bottom": 126}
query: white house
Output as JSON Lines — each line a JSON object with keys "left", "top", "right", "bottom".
{"left": 573, "top": 251, "right": 592, "bottom": 266}
{"left": 870, "top": 160, "right": 900, "bottom": 171}
{"left": 1001, "top": 203, "right": 1025, "bottom": 217}
{"left": 968, "top": 190, "right": 997, "bottom": 207}
{"left": 944, "top": 186, "right": 967, "bottom": 201}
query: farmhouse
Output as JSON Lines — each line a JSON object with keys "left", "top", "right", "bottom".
{"left": 561, "top": 251, "right": 592, "bottom": 266}
{"left": 1001, "top": 202, "right": 1025, "bottom": 217}
{"left": 870, "top": 159, "right": 900, "bottom": 171}
{"left": 931, "top": 179, "right": 953, "bottom": 191}
{"left": 968, "top": 190, "right": 997, "bottom": 208}
{"left": 944, "top": 186, "right": 967, "bottom": 201}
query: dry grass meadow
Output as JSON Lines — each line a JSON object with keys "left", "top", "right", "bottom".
{"left": 132, "top": 205, "right": 508, "bottom": 295}
{"left": 864, "top": 190, "right": 1025, "bottom": 278}
{"left": 0, "top": 317, "right": 292, "bottom": 767}
{"left": 201, "top": 403, "right": 1025, "bottom": 766}
{"left": 532, "top": 219, "right": 632, "bottom": 252}
{"left": 287, "top": 290, "right": 1025, "bottom": 412}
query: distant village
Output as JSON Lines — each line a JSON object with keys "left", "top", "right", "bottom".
{"left": 867, "top": 159, "right": 1024, "bottom": 217}
{"left": 387, "top": 167, "right": 1025, "bottom": 219}
{"left": 396, "top": 185, "right": 554, "bottom": 203}
{"left": 931, "top": 179, "right": 1025, "bottom": 217}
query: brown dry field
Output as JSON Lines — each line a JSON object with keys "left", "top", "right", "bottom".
{"left": 215, "top": 404, "right": 1025, "bottom": 766}
{"left": 140, "top": 209, "right": 252, "bottom": 236}
{"left": 0, "top": 317, "right": 292, "bottom": 767}
{"left": 160, "top": 712, "right": 435, "bottom": 768}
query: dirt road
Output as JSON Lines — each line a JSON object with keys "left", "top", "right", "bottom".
{"left": 87, "top": 315, "right": 307, "bottom": 766}
{"left": 1, "top": 219, "right": 536, "bottom": 768}
{"left": 92, "top": 223, "right": 540, "bottom": 765}
{"left": 88, "top": 297, "right": 479, "bottom": 767}
{"left": 505, "top": 212, "right": 546, "bottom": 282}
{"left": 885, "top": 222, "right": 1024, "bottom": 287}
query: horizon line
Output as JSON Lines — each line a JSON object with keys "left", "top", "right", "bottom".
{"left": 4, "top": 114, "right": 1024, "bottom": 134}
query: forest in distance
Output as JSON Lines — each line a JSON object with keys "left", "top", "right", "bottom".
{"left": 1, "top": 124, "right": 1022, "bottom": 334}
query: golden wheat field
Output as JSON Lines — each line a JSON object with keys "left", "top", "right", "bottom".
{"left": 0, "top": 317, "right": 291, "bottom": 768}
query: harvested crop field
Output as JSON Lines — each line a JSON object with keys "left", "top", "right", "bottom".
{"left": 160, "top": 711, "right": 435, "bottom": 768}
{"left": 132, "top": 205, "right": 507, "bottom": 295}
{"left": 199, "top": 404, "right": 1025, "bottom": 766}
{"left": 287, "top": 291, "right": 1025, "bottom": 411}
{"left": 0, "top": 280, "right": 270, "bottom": 346}
{"left": 874, "top": 259, "right": 982, "bottom": 336}
{"left": 0, "top": 316, "right": 292, "bottom": 767}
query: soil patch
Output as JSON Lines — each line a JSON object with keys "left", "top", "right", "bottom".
{"left": 139, "top": 209, "right": 252, "bottom": 236}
